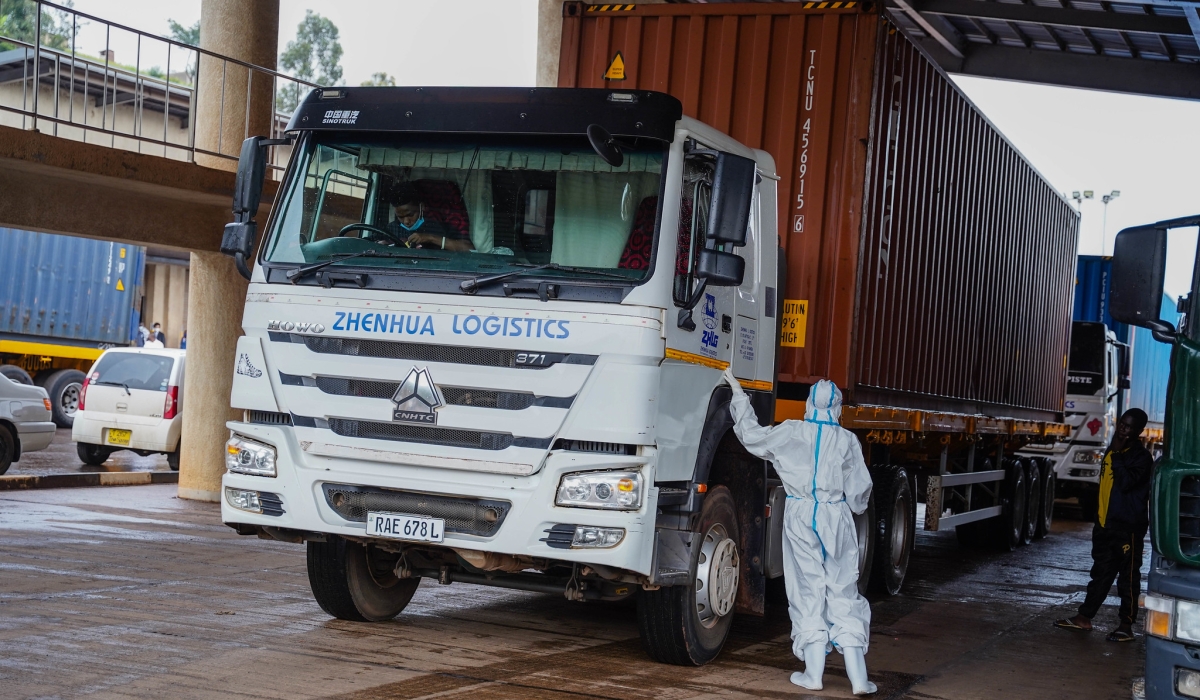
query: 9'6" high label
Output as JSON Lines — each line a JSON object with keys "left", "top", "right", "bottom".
{"left": 780, "top": 299, "right": 808, "bottom": 348}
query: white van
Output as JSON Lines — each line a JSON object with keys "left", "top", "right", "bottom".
{"left": 72, "top": 348, "right": 186, "bottom": 470}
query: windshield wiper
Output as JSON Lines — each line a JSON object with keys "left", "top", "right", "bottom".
{"left": 285, "top": 250, "right": 433, "bottom": 282}
{"left": 459, "top": 262, "right": 632, "bottom": 294}
{"left": 93, "top": 380, "right": 131, "bottom": 396}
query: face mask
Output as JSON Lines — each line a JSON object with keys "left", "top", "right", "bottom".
{"left": 398, "top": 217, "right": 424, "bottom": 232}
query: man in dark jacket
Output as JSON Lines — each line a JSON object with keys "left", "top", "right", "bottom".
{"left": 1055, "top": 409, "right": 1154, "bottom": 642}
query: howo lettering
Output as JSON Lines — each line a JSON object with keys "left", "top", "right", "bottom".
{"left": 218, "top": 53, "right": 1075, "bottom": 664}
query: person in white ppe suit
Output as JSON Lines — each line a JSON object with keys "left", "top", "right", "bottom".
{"left": 723, "top": 368, "right": 877, "bottom": 695}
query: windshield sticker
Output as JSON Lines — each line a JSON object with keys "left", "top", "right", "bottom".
{"left": 453, "top": 315, "right": 570, "bottom": 339}
{"left": 322, "top": 109, "right": 359, "bottom": 125}
{"left": 700, "top": 293, "right": 719, "bottom": 357}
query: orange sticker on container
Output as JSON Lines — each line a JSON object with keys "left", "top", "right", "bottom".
{"left": 780, "top": 299, "right": 807, "bottom": 348}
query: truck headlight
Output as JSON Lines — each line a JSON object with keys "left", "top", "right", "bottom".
{"left": 556, "top": 470, "right": 642, "bottom": 510}
{"left": 1073, "top": 449, "right": 1105, "bottom": 464}
{"left": 226, "top": 435, "right": 277, "bottom": 477}
{"left": 1143, "top": 592, "right": 1175, "bottom": 639}
{"left": 1177, "top": 599, "right": 1200, "bottom": 643}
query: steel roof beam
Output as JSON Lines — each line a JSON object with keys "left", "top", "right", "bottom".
{"left": 891, "top": 0, "right": 967, "bottom": 58}
{"left": 955, "top": 42, "right": 1200, "bottom": 100}
{"left": 913, "top": 0, "right": 1194, "bottom": 36}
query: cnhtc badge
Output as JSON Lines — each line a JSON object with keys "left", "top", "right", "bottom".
{"left": 393, "top": 367, "right": 443, "bottom": 424}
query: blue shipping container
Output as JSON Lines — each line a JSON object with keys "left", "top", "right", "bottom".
{"left": 1074, "top": 255, "right": 1129, "bottom": 344}
{"left": 1128, "top": 294, "right": 1179, "bottom": 426}
{"left": 0, "top": 228, "right": 145, "bottom": 346}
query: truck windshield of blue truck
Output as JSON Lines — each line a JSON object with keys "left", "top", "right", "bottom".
{"left": 262, "top": 133, "right": 666, "bottom": 284}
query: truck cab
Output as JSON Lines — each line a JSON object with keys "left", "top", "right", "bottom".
{"left": 218, "top": 87, "right": 777, "bottom": 665}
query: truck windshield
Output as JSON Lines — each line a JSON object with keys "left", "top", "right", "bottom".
{"left": 1069, "top": 321, "right": 1107, "bottom": 375}
{"left": 262, "top": 133, "right": 666, "bottom": 286}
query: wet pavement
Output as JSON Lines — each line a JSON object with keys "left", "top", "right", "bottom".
{"left": 7, "top": 428, "right": 171, "bottom": 477}
{"left": 0, "top": 486, "right": 1145, "bottom": 700}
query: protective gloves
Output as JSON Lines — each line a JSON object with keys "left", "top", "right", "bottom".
{"left": 722, "top": 366, "right": 743, "bottom": 394}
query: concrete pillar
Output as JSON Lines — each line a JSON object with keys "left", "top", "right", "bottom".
{"left": 179, "top": 0, "right": 278, "bottom": 502}
{"left": 167, "top": 265, "right": 190, "bottom": 348}
{"left": 536, "top": 0, "right": 564, "bottom": 88}
{"left": 178, "top": 251, "right": 248, "bottom": 501}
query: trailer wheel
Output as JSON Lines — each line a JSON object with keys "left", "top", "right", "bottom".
{"left": 44, "top": 369, "right": 86, "bottom": 428}
{"left": 1036, "top": 458, "right": 1054, "bottom": 539}
{"left": 855, "top": 488, "right": 876, "bottom": 598}
{"left": 307, "top": 536, "right": 419, "bottom": 622}
{"left": 0, "top": 365, "right": 33, "bottom": 385}
{"left": 994, "top": 459, "right": 1026, "bottom": 552}
{"left": 0, "top": 425, "right": 14, "bottom": 475}
{"left": 638, "top": 485, "right": 740, "bottom": 666}
{"left": 869, "top": 465, "right": 914, "bottom": 596}
{"left": 1021, "top": 458, "right": 1041, "bottom": 546}
{"left": 77, "top": 442, "right": 111, "bottom": 466}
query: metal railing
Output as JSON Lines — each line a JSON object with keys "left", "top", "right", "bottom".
{"left": 0, "top": 0, "right": 319, "bottom": 169}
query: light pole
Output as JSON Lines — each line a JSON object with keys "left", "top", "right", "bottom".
{"left": 1101, "top": 190, "right": 1121, "bottom": 257}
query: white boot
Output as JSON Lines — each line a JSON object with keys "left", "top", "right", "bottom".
{"left": 790, "top": 642, "right": 827, "bottom": 690}
{"left": 843, "top": 646, "right": 877, "bottom": 695}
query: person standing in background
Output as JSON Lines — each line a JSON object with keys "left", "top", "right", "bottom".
{"left": 152, "top": 323, "right": 166, "bottom": 345}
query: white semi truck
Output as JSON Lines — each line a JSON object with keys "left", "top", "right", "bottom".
{"left": 216, "top": 84, "right": 1072, "bottom": 666}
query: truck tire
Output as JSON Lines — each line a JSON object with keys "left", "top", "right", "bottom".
{"left": 44, "top": 369, "right": 86, "bottom": 428}
{"left": 0, "top": 425, "right": 14, "bottom": 475}
{"left": 0, "top": 365, "right": 33, "bottom": 385}
{"left": 854, "top": 488, "right": 876, "bottom": 598}
{"left": 1021, "top": 458, "right": 1041, "bottom": 546}
{"left": 993, "top": 459, "right": 1026, "bottom": 552}
{"left": 868, "top": 464, "right": 914, "bottom": 596}
{"left": 638, "top": 485, "right": 740, "bottom": 666}
{"left": 1036, "top": 458, "right": 1054, "bottom": 539}
{"left": 307, "top": 536, "right": 419, "bottom": 622}
{"left": 77, "top": 442, "right": 111, "bottom": 466}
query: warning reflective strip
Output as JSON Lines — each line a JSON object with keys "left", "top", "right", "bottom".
{"left": 739, "top": 379, "right": 774, "bottom": 391}
{"left": 801, "top": 1, "right": 855, "bottom": 6}
{"left": 665, "top": 348, "right": 728, "bottom": 370}
{"left": 0, "top": 339, "right": 104, "bottom": 361}
{"left": 587, "top": 4, "right": 636, "bottom": 11}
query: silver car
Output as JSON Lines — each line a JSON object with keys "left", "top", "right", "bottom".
{"left": 0, "top": 372, "right": 56, "bottom": 475}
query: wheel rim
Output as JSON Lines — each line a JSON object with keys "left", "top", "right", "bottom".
{"left": 855, "top": 509, "right": 870, "bottom": 576}
{"left": 891, "top": 491, "right": 910, "bottom": 569}
{"left": 60, "top": 382, "right": 81, "bottom": 416}
{"left": 695, "top": 523, "right": 739, "bottom": 628}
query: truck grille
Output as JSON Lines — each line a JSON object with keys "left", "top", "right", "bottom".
{"left": 322, "top": 483, "right": 510, "bottom": 536}
{"left": 1181, "top": 476, "right": 1200, "bottom": 557}
{"left": 271, "top": 332, "right": 596, "bottom": 369}
{"left": 304, "top": 375, "right": 548, "bottom": 410}
{"left": 328, "top": 418, "right": 552, "bottom": 451}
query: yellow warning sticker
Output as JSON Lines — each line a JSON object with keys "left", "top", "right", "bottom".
{"left": 604, "top": 52, "right": 626, "bottom": 81}
{"left": 115, "top": 279, "right": 125, "bottom": 291}
{"left": 780, "top": 299, "right": 807, "bottom": 348}
{"left": 119, "top": 247, "right": 126, "bottom": 258}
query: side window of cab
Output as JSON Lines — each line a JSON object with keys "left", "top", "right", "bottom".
{"left": 673, "top": 158, "right": 713, "bottom": 305}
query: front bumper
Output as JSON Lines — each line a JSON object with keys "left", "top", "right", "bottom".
{"left": 220, "top": 421, "right": 658, "bottom": 576}
{"left": 15, "top": 421, "right": 55, "bottom": 453}
{"left": 1146, "top": 636, "right": 1200, "bottom": 699}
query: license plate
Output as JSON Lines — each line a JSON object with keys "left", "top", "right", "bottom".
{"left": 366, "top": 511, "right": 445, "bottom": 543}
{"left": 106, "top": 428, "right": 131, "bottom": 446}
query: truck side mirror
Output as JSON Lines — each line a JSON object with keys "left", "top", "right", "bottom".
{"left": 696, "top": 248, "right": 745, "bottom": 287}
{"left": 1117, "top": 343, "right": 1131, "bottom": 389}
{"left": 221, "top": 136, "right": 288, "bottom": 280}
{"left": 1111, "top": 224, "right": 1175, "bottom": 342}
{"left": 707, "top": 152, "right": 756, "bottom": 247}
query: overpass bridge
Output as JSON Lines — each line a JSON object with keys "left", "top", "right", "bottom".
{"left": 0, "top": 0, "right": 1194, "bottom": 502}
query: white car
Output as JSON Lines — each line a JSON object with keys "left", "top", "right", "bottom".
{"left": 73, "top": 348, "right": 186, "bottom": 470}
{"left": 0, "top": 373, "right": 56, "bottom": 475}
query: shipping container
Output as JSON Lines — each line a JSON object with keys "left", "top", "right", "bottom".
{"left": 560, "top": 1, "right": 1079, "bottom": 422}
{"left": 0, "top": 228, "right": 147, "bottom": 426}
{"left": 0, "top": 228, "right": 144, "bottom": 346}
{"left": 1074, "top": 255, "right": 1129, "bottom": 343}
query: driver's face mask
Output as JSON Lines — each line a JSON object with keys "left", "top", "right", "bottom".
{"left": 395, "top": 203, "right": 424, "bottom": 231}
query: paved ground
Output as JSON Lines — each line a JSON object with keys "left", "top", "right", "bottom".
{"left": 8, "top": 428, "right": 171, "bottom": 477}
{"left": 0, "top": 485, "right": 1146, "bottom": 700}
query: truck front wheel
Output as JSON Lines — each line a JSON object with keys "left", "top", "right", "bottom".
{"left": 638, "top": 485, "right": 740, "bottom": 666}
{"left": 307, "top": 536, "right": 420, "bottom": 622}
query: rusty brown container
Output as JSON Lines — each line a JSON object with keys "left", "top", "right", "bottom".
{"left": 560, "top": 2, "right": 1078, "bottom": 421}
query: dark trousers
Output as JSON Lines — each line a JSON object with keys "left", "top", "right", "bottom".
{"left": 1079, "top": 523, "right": 1147, "bottom": 626}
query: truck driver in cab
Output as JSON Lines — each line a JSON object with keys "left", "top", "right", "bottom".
{"left": 386, "top": 183, "right": 474, "bottom": 252}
